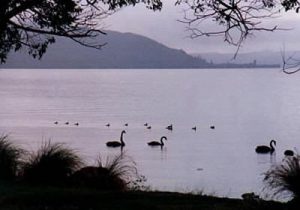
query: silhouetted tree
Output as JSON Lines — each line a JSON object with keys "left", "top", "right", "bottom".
{"left": 0, "top": 0, "right": 162, "bottom": 63}
{"left": 175, "top": 0, "right": 300, "bottom": 69}
{"left": 175, "top": 1, "right": 300, "bottom": 46}
{"left": 281, "top": 48, "right": 300, "bottom": 74}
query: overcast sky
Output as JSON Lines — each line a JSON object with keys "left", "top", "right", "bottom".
{"left": 106, "top": 0, "right": 300, "bottom": 55}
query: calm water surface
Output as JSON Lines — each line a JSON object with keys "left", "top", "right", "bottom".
{"left": 1, "top": 69, "right": 300, "bottom": 199}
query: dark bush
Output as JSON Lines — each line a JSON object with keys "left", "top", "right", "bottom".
{"left": 71, "top": 154, "right": 139, "bottom": 191}
{"left": 21, "top": 141, "right": 82, "bottom": 186}
{"left": 0, "top": 135, "right": 23, "bottom": 181}
{"left": 264, "top": 155, "right": 300, "bottom": 201}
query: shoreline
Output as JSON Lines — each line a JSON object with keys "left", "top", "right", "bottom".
{"left": 0, "top": 182, "right": 295, "bottom": 210}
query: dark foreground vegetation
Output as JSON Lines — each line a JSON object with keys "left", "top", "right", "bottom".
{"left": 1, "top": 135, "right": 300, "bottom": 210}
{"left": 0, "top": 183, "right": 299, "bottom": 210}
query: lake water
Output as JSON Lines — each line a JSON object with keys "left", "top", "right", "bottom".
{"left": 1, "top": 69, "right": 300, "bottom": 199}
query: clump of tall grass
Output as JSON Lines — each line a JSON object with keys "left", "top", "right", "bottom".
{"left": 264, "top": 155, "right": 300, "bottom": 201}
{"left": 71, "top": 153, "right": 145, "bottom": 191}
{"left": 21, "top": 141, "right": 83, "bottom": 185}
{"left": 0, "top": 135, "right": 23, "bottom": 181}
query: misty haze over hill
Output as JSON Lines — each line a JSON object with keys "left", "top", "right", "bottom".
{"left": 1, "top": 31, "right": 280, "bottom": 69}
{"left": 196, "top": 51, "right": 300, "bottom": 66}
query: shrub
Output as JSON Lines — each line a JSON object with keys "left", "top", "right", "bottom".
{"left": 264, "top": 155, "right": 300, "bottom": 201}
{"left": 0, "top": 135, "right": 23, "bottom": 181}
{"left": 21, "top": 141, "right": 82, "bottom": 186}
{"left": 71, "top": 154, "right": 144, "bottom": 191}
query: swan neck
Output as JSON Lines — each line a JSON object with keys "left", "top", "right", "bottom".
{"left": 120, "top": 132, "right": 125, "bottom": 144}
{"left": 160, "top": 137, "right": 166, "bottom": 145}
{"left": 270, "top": 141, "right": 275, "bottom": 150}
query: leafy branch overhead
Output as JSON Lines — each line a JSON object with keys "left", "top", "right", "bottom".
{"left": 0, "top": 0, "right": 163, "bottom": 63}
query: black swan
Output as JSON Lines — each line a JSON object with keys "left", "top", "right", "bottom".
{"left": 144, "top": 123, "right": 148, "bottom": 126}
{"left": 192, "top": 126, "right": 196, "bottom": 131}
{"left": 210, "top": 125, "right": 215, "bottom": 129}
{"left": 255, "top": 140, "right": 276, "bottom": 154}
{"left": 147, "top": 126, "right": 151, "bottom": 129}
{"left": 54, "top": 121, "right": 58, "bottom": 125}
{"left": 106, "top": 130, "right": 126, "bottom": 147}
{"left": 148, "top": 136, "right": 167, "bottom": 147}
{"left": 65, "top": 122, "right": 69, "bottom": 125}
{"left": 284, "top": 150, "right": 294, "bottom": 156}
{"left": 74, "top": 122, "right": 79, "bottom": 126}
{"left": 105, "top": 123, "right": 110, "bottom": 127}
{"left": 124, "top": 123, "right": 128, "bottom": 127}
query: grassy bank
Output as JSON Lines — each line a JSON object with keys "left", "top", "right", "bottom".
{"left": 0, "top": 183, "right": 294, "bottom": 210}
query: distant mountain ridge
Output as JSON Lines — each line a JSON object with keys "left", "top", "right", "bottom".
{"left": 1, "top": 31, "right": 279, "bottom": 69}
{"left": 1, "top": 31, "right": 210, "bottom": 69}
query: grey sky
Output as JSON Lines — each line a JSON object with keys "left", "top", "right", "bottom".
{"left": 106, "top": 1, "right": 300, "bottom": 54}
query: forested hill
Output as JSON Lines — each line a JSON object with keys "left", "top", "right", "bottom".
{"left": 1, "top": 31, "right": 211, "bottom": 69}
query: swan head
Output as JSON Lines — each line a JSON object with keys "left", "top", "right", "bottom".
{"left": 270, "top": 140, "right": 276, "bottom": 146}
{"left": 122, "top": 130, "right": 126, "bottom": 134}
{"left": 161, "top": 136, "right": 167, "bottom": 141}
